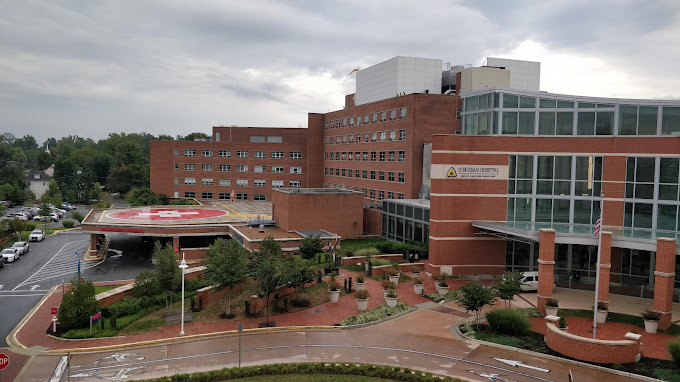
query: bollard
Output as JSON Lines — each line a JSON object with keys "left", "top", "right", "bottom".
{"left": 52, "top": 316, "right": 58, "bottom": 333}
{"left": 641, "top": 285, "right": 645, "bottom": 298}
{"left": 569, "top": 276, "right": 572, "bottom": 289}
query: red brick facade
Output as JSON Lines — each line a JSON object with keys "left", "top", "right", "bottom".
{"left": 537, "top": 229, "right": 555, "bottom": 315}
{"left": 654, "top": 237, "right": 677, "bottom": 329}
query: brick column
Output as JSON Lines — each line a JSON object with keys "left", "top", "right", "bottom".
{"left": 597, "top": 232, "right": 612, "bottom": 309}
{"left": 173, "top": 236, "right": 180, "bottom": 254}
{"left": 89, "top": 233, "right": 98, "bottom": 257}
{"left": 537, "top": 229, "right": 556, "bottom": 315}
{"left": 654, "top": 237, "right": 677, "bottom": 330}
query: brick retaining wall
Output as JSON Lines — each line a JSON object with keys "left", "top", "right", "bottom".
{"left": 340, "top": 254, "right": 404, "bottom": 266}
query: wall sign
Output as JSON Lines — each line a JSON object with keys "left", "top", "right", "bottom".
{"left": 432, "top": 164, "right": 509, "bottom": 180}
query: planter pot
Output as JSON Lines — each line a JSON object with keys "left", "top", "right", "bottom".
{"left": 329, "top": 289, "right": 340, "bottom": 303}
{"left": 356, "top": 298, "right": 369, "bottom": 311}
{"left": 364, "top": 262, "right": 370, "bottom": 272}
{"left": 383, "top": 288, "right": 389, "bottom": 299}
{"left": 644, "top": 319, "right": 659, "bottom": 334}
{"left": 389, "top": 274, "right": 400, "bottom": 285}
{"left": 596, "top": 310, "right": 608, "bottom": 323}
{"left": 413, "top": 283, "right": 424, "bottom": 295}
{"left": 386, "top": 296, "right": 398, "bottom": 308}
{"left": 355, "top": 282, "right": 366, "bottom": 291}
{"left": 412, "top": 271, "right": 422, "bottom": 278}
{"left": 437, "top": 286, "right": 449, "bottom": 295}
{"left": 545, "top": 307, "right": 558, "bottom": 316}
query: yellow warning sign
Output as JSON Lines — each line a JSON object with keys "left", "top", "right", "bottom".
{"left": 447, "top": 167, "right": 457, "bottom": 178}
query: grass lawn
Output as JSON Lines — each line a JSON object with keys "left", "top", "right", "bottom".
{"left": 94, "top": 285, "right": 122, "bottom": 295}
{"left": 340, "top": 238, "right": 393, "bottom": 253}
{"left": 230, "top": 375, "right": 396, "bottom": 381}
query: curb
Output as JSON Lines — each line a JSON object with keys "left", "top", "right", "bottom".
{"left": 454, "top": 317, "right": 660, "bottom": 382}
{"left": 6, "top": 285, "right": 59, "bottom": 352}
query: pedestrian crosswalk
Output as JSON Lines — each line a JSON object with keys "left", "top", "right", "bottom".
{"left": 13, "top": 239, "right": 97, "bottom": 290}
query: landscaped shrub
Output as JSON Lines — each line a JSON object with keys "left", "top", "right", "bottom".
{"left": 62, "top": 220, "right": 75, "bottom": 228}
{"left": 668, "top": 340, "right": 680, "bottom": 367}
{"left": 369, "top": 258, "right": 390, "bottom": 266}
{"left": 70, "top": 211, "right": 85, "bottom": 222}
{"left": 25, "top": 221, "right": 38, "bottom": 230}
{"left": 132, "top": 271, "right": 159, "bottom": 298}
{"left": 355, "top": 247, "right": 381, "bottom": 257}
{"left": 339, "top": 303, "right": 412, "bottom": 326}
{"left": 111, "top": 297, "right": 143, "bottom": 316}
{"left": 486, "top": 309, "right": 531, "bottom": 336}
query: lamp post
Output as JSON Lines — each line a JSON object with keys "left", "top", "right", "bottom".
{"left": 179, "top": 253, "right": 188, "bottom": 336}
{"left": 75, "top": 251, "right": 81, "bottom": 282}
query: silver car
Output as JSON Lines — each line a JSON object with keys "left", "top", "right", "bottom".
{"left": 1, "top": 248, "right": 20, "bottom": 262}
{"left": 11, "top": 241, "right": 29, "bottom": 255}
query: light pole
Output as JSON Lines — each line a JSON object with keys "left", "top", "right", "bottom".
{"left": 75, "top": 251, "right": 81, "bottom": 282}
{"left": 179, "top": 253, "right": 188, "bottom": 336}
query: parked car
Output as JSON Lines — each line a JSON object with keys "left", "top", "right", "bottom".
{"left": 1, "top": 248, "right": 20, "bottom": 262}
{"left": 9, "top": 212, "right": 28, "bottom": 221}
{"left": 29, "top": 229, "right": 45, "bottom": 241}
{"left": 11, "top": 241, "right": 29, "bottom": 255}
{"left": 0, "top": 256, "right": 4, "bottom": 268}
{"left": 34, "top": 213, "right": 59, "bottom": 222}
{"left": 51, "top": 209, "right": 65, "bottom": 218}
{"left": 0, "top": 201, "right": 12, "bottom": 207}
{"left": 61, "top": 202, "right": 76, "bottom": 211}
{"left": 519, "top": 271, "right": 539, "bottom": 292}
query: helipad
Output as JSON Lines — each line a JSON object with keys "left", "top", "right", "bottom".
{"left": 101, "top": 207, "right": 232, "bottom": 224}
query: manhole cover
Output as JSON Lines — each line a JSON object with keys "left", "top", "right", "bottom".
{"left": 314, "top": 309, "right": 322, "bottom": 313}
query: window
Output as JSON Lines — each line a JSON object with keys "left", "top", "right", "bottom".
{"left": 342, "top": 136, "right": 347, "bottom": 144}
{"left": 267, "top": 136, "right": 282, "bottom": 143}
{"left": 379, "top": 191, "right": 385, "bottom": 200}
{"left": 372, "top": 113, "right": 378, "bottom": 123}
{"left": 290, "top": 166, "right": 302, "bottom": 174}
{"left": 272, "top": 180, "right": 283, "bottom": 187}
{"left": 388, "top": 151, "right": 395, "bottom": 162}
{"left": 174, "top": 163, "right": 179, "bottom": 170}
{"left": 399, "top": 151, "right": 406, "bottom": 162}
{"left": 290, "top": 181, "right": 301, "bottom": 188}
{"left": 388, "top": 192, "right": 394, "bottom": 199}
{"left": 254, "top": 180, "right": 266, "bottom": 187}
{"left": 250, "top": 136, "right": 265, "bottom": 143}
{"left": 272, "top": 151, "right": 284, "bottom": 159}
{"left": 236, "top": 193, "right": 248, "bottom": 200}
{"left": 364, "top": 115, "right": 369, "bottom": 124}
{"left": 342, "top": 152, "right": 346, "bottom": 160}
{"left": 398, "top": 173, "right": 405, "bottom": 183}
{"left": 619, "top": 105, "right": 658, "bottom": 136}
{"left": 335, "top": 152, "right": 340, "bottom": 160}
{"left": 236, "top": 179, "right": 248, "bottom": 187}
{"left": 354, "top": 152, "right": 360, "bottom": 160}
{"left": 331, "top": 121, "right": 335, "bottom": 129}
{"left": 363, "top": 152, "right": 368, "bottom": 161}
{"left": 388, "top": 172, "right": 395, "bottom": 182}
{"left": 341, "top": 169, "right": 346, "bottom": 177}
{"left": 184, "top": 192, "right": 195, "bottom": 198}
{"left": 349, "top": 117, "right": 354, "bottom": 126}
{"left": 201, "top": 192, "right": 213, "bottom": 199}
{"left": 254, "top": 151, "right": 266, "bottom": 159}
{"left": 380, "top": 131, "right": 386, "bottom": 141}
{"left": 398, "top": 193, "right": 404, "bottom": 199}
{"left": 356, "top": 134, "right": 361, "bottom": 143}
{"left": 356, "top": 116, "right": 361, "bottom": 126}
{"left": 389, "top": 130, "right": 396, "bottom": 141}
{"left": 662, "top": 107, "right": 680, "bottom": 135}
{"left": 379, "top": 171, "right": 385, "bottom": 181}
{"left": 219, "top": 193, "right": 230, "bottom": 200}
{"left": 254, "top": 165, "right": 266, "bottom": 173}
{"left": 237, "top": 151, "right": 248, "bottom": 158}
{"left": 174, "top": 149, "right": 179, "bottom": 156}
{"left": 219, "top": 179, "right": 230, "bottom": 186}
{"left": 236, "top": 165, "right": 248, "bottom": 172}
{"left": 219, "top": 164, "right": 230, "bottom": 172}
{"left": 202, "top": 178, "right": 213, "bottom": 186}
{"left": 364, "top": 133, "right": 370, "bottom": 142}
{"left": 202, "top": 150, "right": 213, "bottom": 157}
{"left": 348, "top": 135, "right": 354, "bottom": 143}
{"left": 355, "top": 170, "right": 360, "bottom": 178}
{"left": 370, "top": 152, "right": 376, "bottom": 161}
{"left": 390, "top": 110, "right": 396, "bottom": 121}
{"left": 219, "top": 150, "right": 231, "bottom": 158}
{"left": 174, "top": 177, "right": 179, "bottom": 185}
{"left": 362, "top": 170, "right": 368, "bottom": 179}
{"left": 343, "top": 118, "right": 347, "bottom": 127}
{"left": 371, "top": 132, "right": 377, "bottom": 142}
{"left": 381, "top": 111, "right": 387, "bottom": 122}
{"left": 184, "top": 177, "right": 196, "bottom": 185}
{"left": 184, "top": 149, "right": 195, "bottom": 157}
{"left": 399, "top": 130, "right": 406, "bottom": 140}
{"left": 335, "top": 136, "right": 341, "bottom": 144}
{"left": 379, "top": 152, "right": 385, "bottom": 162}
{"left": 325, "top": 122, "right": 329, "bottom": 130}
{"left": 290, "top": 152, "right": 302, "bottom": 159}
{"left": 370, "top": 189, "right": 376, "bottom": 199}
{"left": 202, "top": 164, "right": 213, "bottom": 172}
{"left": 370, "top": 170, "right": 376, "bottom": 180}
{"left": 184, "top": 163, "right": 196, "bottom": 171}
{"left": 254, "top": 194, "right": 266, "bottom": 201}
{"left": 400, "top": 108, "right": 407, "bottom": 119}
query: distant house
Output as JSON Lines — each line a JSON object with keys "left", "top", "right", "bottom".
{"left": 26, "top": 168, "right": 52, "bottom": 198}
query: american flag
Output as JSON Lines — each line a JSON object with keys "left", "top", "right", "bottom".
{"left": 594, "top": 216, "right": 602, "bottom": 237}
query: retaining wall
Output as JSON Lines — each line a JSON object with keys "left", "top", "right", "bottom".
{"left": 340, "top": 254, "right": 404, "bottom": 266}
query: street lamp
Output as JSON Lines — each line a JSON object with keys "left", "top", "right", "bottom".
{"left": 179, "top": 253, "right": 188, "bottom": 336}
{"left": 75, "top": 251, "right": 81, "bottom": 282}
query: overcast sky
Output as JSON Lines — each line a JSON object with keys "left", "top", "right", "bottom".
{"left": 1, "top": 0, "right": 679, "bottom": 144}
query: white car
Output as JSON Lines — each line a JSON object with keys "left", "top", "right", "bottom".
{"left": 29, "top": 229, "right": 45, "bottom": 242}
{"left": 1, "top": 248, "right": 20, "bottom": 262}
{"left": 519, "top": 272, "right": 539, "bottom": 292}
{"left": 12, "top": 241, "right": 29, "bottom": 255}
{"left": 34, "top": 213, "right": 59, "bottom": 222}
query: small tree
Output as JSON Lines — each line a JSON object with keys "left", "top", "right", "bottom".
{"left": 204, "top": 238, "right": 248, "bottom": 318}
{"left": 255, "top": 258, "right": 281, "bottom": 327}
{"left": 494, "top": 272, "right": 523, "bottom": 308}
{"left": 152, "top": 242, "right": 181, "bottom": 311}
{"left": 38, "top": 199, "right": 52, "bottom": 230}
{"left": 280, "top": 255, "right": 314, "bottom": 302}
{"left": 250, "top": 235, "right": 283, "bottom": 273}
{"left": 453, "top": 279, "right": 496, "bottom": 325}
{"left": 299, "top": 234, "right": 323, "bottom": 260}
{"left": 58, "top": 278, "right": 100, "bottom": 331}
{"left": 132, "top": 270, "right": 159, "bottom": 298}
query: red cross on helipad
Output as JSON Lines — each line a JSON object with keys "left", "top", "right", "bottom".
{"left": 107, "top": 208, "right": 227, "bottom": 221}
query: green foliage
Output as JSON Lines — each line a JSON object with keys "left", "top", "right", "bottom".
{"left": 280, "top": 255, "right": 315, "bottom": 300}
{"left": 62, "top": 220, "right": 75, "bottom": 228}
{"left": 452, "top": 280, "right": 496, "bottom": 324}
{"left": 354, "top": 248, "right": 380, "bottom": 257}
{"left": 169, "top": 198, "right": 199, "bottom": 205}
{"left": 70, "top": 210, "right": 85, "bottom": 222}
{"left": 127, "top": 187, "right": 161, "bottom": 206}
{"left": 204, "top": 238, "right": 248, "bottom": 316}
{"left": 58, "top": 278, "right": 100, "bottom": 331}
{"left": 544, "top": 298, "right": 559, "bottom": 308}
{"left": 668, "top": 340, "right": 680, "bottom": 367}
{"left": 494, "top": 272, "right": 522, "bottom": 308}
{"left": 251, "top": 241, "right": 283, "bottom": 325}
{"left": 299, "top": 234, "right": 324, "bottom": 260}
{"left": 486, "top": 309, "right": 531, "bottom": 336}
{"left": 132, "top": 271, "right": 160, "bottom": 298}
{"left": 339, "top": 303, "right": 412, "bottom": 326}
{"left": 152, "top": 242, "right": 181, "bottom": 310}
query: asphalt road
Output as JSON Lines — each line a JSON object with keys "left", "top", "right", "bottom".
{"left": 0, "top": 230, "right": 153, "bottom": 347}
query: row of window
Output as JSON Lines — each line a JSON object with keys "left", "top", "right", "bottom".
{"left": 324, "top": 130, "right": 406, "bottom": 145}
{"left": 174, "top": 163, "right": 302, "bottom": 174}
{"left": 184, "top": 192, "right": 266, "bottom": 201}
{"left": 325, "top": 150, "right": 406, "bottom": 162}
{"left": 324, "top": 168, "right": 405, "bottom": 183}
{"left": 324, "top": 183, "right": 405, "bottom": 201}
{"left": 508, "top": 155, "right": 603, "bottom": 197}
{"left": 178, "top": 150, "right": 302, "bottom": 159}
{"left": 178, "top": 178, "right": 301, "bottom": 188}
{"left": 324, "top": 108, "right": 407, "bottom": 130}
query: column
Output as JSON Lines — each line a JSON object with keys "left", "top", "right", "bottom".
{"left": 173, "top": 236, "right": 180, "bottom": 254}
{"left": 654, "top": 237, "right": 676, "bottom": 330}
{"left": 89, "top": 233, "right": 98, "bottom": 257}
{"left": 597, "top": 232, "right": 612, "bottom": 308}
{"left": 537, "top": 229, "right": 556, "bottom": 315}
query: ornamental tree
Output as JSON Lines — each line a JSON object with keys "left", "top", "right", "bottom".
{"left": 453, "top": 279, "right": 496, "bottom": 325}
{"left": 204, "top": 238, "right": 248, "bottom": 317}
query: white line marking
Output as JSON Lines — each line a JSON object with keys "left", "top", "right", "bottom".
{"left": 30, "top": 284, "right": 40, "bottom": 291}
{"left": 0, "top": 284, "right": 3, "bottom": 290}
{"left": 13, "top": 240, "right": 88, "bottom": 290}
{"left": 0, "top": 294, "right": 47, "bottom": 297}
{"left": 493, "top": 358, "right": 551, "bottom": 373}
{"left": 50, "top": 356, "right": 68, "bottom": 382}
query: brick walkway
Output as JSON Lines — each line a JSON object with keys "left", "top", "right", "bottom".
{"left": 14, "top": 269, "right": 443, "bottom": 351}
{"left": 529, "top": 316, "right": 674, "bottom": 360}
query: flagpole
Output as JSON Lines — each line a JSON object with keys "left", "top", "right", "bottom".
{"left": 592, "top": 192, "right": 604, "bottom": 339}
